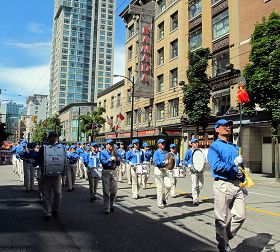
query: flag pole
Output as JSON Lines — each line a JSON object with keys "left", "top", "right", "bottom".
{"left": 239, "top": 102, "right": 243, "bottom": 155}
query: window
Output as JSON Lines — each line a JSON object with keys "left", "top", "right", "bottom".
{"left": 212, "top": 89, "right": 230, "bottom": 116}
{"left": 212, "top": 49, "right": 230, "bottom": 77}
{"left": 169, "top": 98, "right": 179, "bottom": 118}
{"left": 128, "top": 46, "right": 133, "bottom": 60}
{"left": 159, "top": 0, "right": 166, "bottom": 12}
{"left": 156, "top": 102, "right": 165, "bottom": 120}
{"left": 170, "top": 39, "right": 178, "bottom": 59}
{"left": 158, "top": 47, "right": 164, "bottom": 66}
{"left": 189, "top": 0, "right": 202, "bottom": 20}
{"left": 144, "top": 106, "right": 151, "bottom": 122}
{"left": 158, "top": 22, "right": 164, "bottom": 40}
{"left": 128, "top": 67, "right": 133, "bottom": 81}
{"left": 127, "top": 89, "right": 132, "bottom": 103}
{"left": 126, "top": 112, "right": 132, "bottom": 125}
{"left": 170, "top": 68, "right": 178, "bottom": 88}
{"left": 189, "top": 27, "right": 202, "bottom": 51}
{"left": 170, "top": 11, "right": 178, "bottom": 31}
{"left": 117, "top": 93, "right": 121, "bottom": 106}
{"left": 157, "top": 74, "right": 164, "bottom": 93}
{"left": 212, "top": 0, "right": 222, "bottom": 4}
{"left": 212, "top": 9, "right": 229, "bottom": 40}
{"left": 110, "top": 96, "right": 114, "bottom": 108}
{"left": 103, "top": 99, "right": 107, "bottom": 109}
{"left": 128, "top": 24, "right": 135, "bottom": 39}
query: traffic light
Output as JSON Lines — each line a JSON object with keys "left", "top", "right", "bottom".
{"left": 32, "top": 116, "right": 37, "bottom": 123}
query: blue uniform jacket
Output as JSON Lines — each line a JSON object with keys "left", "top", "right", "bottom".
{"left": 100, "top": 149, "right": 120, "bottom": 170}
{"left": 173, "top": 152, "right": 180, "bottom": 167}
{"left": 82, "top": 152, "right": 90, "bottom": 166}
{"left": 125, "top": 150, "right": 132, "bottom": 164}
{"left": 153, "top": 149, "right": 167, "bottom": 168}
{"left": 67, "top": 152, "right": 79, "bottom": 164}
{"left": 76, "top": 147, "right": 84, "bottom": 157}
{"left": 117, "top": 149, "right": 126, "bottom": 160}
{"left": 88, "top": 151, "right": 102, "bottom": 168}
{"left": 208, "top": 138, "right": 240, "bottom": 180}
{"left": 184, "top": 149, "right": 193, "bottom": 166}
{"left": 143, "top": 150, "right": 152, "bottom": 162}
{"left": 126, "top": 149, "right": 144, "bottom": 165}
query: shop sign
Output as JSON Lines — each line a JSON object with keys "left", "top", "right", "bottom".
{"left": 165, "top": 130, "right": 181, "bottom": 136}
{"left": 137, "top": 129, "right": 156, "bottom": 137}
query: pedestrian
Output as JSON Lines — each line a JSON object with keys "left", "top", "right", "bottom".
{"left": 37, "top": 131, "right": 67, "bottom": 220}
{"left": 67, "top": 145, "right": 79, "bottom": 192}
{"left": 125, "top": 143, "right": 133, "bottom": 185}
{"left": 87, "top": 142, "right": 102, "bottom": 201}
{"left": 126, "top": 139, "right": 145, "bottom": 199}
{"left": 208, "top": 119, "right": 246, "bottom": 252}
{"left": 141, "top": 143, "right": 152, "bottom": 189}
{"left": 153, "top": 138, "right": 172, "bottom": 209}
{"left": 117, "top": 142, "right": 126, "bottom": 182}
{"left": 169, "top": 144, "right": 181, "bottom": 198}
{"left": 100, "top": 139, "right": 120, "bottom": 215}
{"left": 184, "top": 138, "right": 204, "bottom": 206}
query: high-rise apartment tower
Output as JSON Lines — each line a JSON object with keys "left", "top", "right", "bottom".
{"left": 49, "top": 0, "right": 115, "bottom": 114}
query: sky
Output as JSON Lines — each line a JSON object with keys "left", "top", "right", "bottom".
{"left": 0, "top": 0, "right": 129, "bottom": 104}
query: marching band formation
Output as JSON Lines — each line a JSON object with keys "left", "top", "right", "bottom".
{"left": 9, "top": 118, "right": 248, "bottom": 252}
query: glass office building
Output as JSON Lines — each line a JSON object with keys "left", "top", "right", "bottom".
{"left": 49, "top": 0, "right": 115, "bottom": 114}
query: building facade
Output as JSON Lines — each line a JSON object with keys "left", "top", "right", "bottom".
{"left": 99, "top": 0, "right": 279, "bottom": 173}
{"left": 49, "top": 0, "right": 115, "bottom": 115}
{"left": 59, "top": 102, "right": 96, "bottom": 142}
{"left": 1, "top": 102, "right": 24, "bottom": 142}
{"left": 25, "top": 94, "right": 48, "bottom": 141}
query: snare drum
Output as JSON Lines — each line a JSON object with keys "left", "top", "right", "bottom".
{"left": 142, "top": 161, "right": 150, "bottom": 174}
{"left": 173, "top": 167, "right": 186, "bottom": 178}
{"left": 136, "top": 164, "right": 143, "bottom": 174}
{"left": 91, "top": 167, "right": 102, "bottom": 179}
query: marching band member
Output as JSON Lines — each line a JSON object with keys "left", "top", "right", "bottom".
{"left": 208, "top": 119, "right": 246, "bottom": 252}
{"left": 184, "top": 138, "right": 204, "bottom": 206}
{"left": 67, "top": 145, "right": 79, "bottom": 192}
{"left": 153, "top": 139, "right": 172, "bottom": 209}
{"left": 76, "top": 142, "right": 85, "bottom": 179}
{"left": 125, "top": 143, "right": 133, "bottom": 185}
{"left": 19, "top": 143, "right": 31, "bottom": 191}
{"left": 141, "top": 143, "right": 152, "bottom": 189}
{"left": 37, "top": 131, "right": 67, "bottom": 220}
{"left": 117, "top": 142, "right": 126, "bottom": 182}
{"left": 169, "top": 144, "right": 180, "bottom": 198}
{"left": 87, "top": 142, "right": 102, "bottom": 202}
{"left": 100, "top": 139, "right": 120, "bottom": 215}
{"left": 126, "top": 139, "right": 144, "bottom": 199}
{"left": 82, "top": 145, "right": 91, "bottom": 180}
{"left": 11, "top": 143, "right": 18, "bottom": 173}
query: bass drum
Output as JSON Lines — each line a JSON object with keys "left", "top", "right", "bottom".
{"left": 192, "top": 149, "right": 206, "bottom": 173}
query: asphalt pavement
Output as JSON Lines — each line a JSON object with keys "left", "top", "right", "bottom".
{"left": 0, "top": 165, "right": 280, "bottom": 252}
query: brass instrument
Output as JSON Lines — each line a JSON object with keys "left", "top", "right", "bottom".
{"left": 239, "top": 166, "right": 255, "bottom": 188}
{"left": 165, "top": 152, "right": 175, "bottom": 170}
{"left": 111, "top": 147, "right": 118, "bottom": 169}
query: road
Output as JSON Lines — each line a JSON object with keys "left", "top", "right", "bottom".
{"left": 0, "top": 164, "right": 279, "bottom": 252}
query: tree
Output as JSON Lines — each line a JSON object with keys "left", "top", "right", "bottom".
{"left": 243, "top": 11, "right": 280, "bottom": 181}
{"left": 79, "top": 107, "right": 106, "bottom": 141}
{"left": 183, "top": 48, "right": 213, "bottom": 134}
{"left": 31, "top": 114, "right": 61, "bottom": 143}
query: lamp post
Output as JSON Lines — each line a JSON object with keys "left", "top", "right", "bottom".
{"left": 113, "top": 74, "right": 135, "bottom": 143}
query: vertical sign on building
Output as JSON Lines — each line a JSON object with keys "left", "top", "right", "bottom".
{"left": 129, "top": 3, "right": 155, "bottom": 98}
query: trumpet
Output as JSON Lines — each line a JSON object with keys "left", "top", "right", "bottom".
{"left": 239, "top": 166, "right": 255, "bottom": 188}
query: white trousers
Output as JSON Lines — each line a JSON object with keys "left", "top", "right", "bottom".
{"left": 190, "top": 171, "right": 204, "bottom": 203}
{"left": 154, "top": 167, "right": 172, "bottom": 206}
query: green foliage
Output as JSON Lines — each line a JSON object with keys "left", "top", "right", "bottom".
{"left": 183, "top": 48, "right": 213, "bottom": 132}
{"left": 243, "top": 12, "right": 280, "bottom": 133}
{"left": 31, "top": 114, "right": 61, "bottom": 143}
{"left": 79, "top": 107, "right": 106, "bottom": 140}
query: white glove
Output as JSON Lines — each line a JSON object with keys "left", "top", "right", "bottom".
{"left": 179, "top": 162, "right": 182, "bottom": 167}
{"left": 129, "top": 162, "right": 134, "bottom": 166}
{"left": 110, "top": 156, "right": 116, "bottom": 161}
{"left": 164, "top": 160, "right": 169, "bottom": 165}
{"left": 234, "top": 155, "right": 243, "bottom": 166}
{"left": 187, "top": 164, "right": 192, "bottom": 169}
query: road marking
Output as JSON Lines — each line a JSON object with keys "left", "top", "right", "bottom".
{"left": 249, "top": 191, "right": 280, "bottom": 199}
{"left": 246, "top": 206, "right": 280, "bottom": 217}
{"left": 95, "top": 194, "right": 133, "bottom": 214}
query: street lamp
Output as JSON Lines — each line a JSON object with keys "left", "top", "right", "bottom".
{"left": 113, "top": 74, "right": 135, "bottom": 143}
